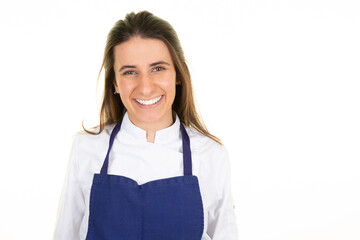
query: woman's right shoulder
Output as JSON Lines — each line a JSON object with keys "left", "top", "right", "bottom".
{"left": 65, "top": 124, "right": 117, "bottom": 182}
{"left": 70, "top": 124, "right": 116, "bottom": 149}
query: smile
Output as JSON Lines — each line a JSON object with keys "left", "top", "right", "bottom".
{"left": 135, "top": 95, "right": 162, "bottom": 105}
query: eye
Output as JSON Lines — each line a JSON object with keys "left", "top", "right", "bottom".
{"left": 153, "top": 66, "right": 165, "bottom": 72}
{"left": 123, "top": 70, "right": 137, "bottom": 75}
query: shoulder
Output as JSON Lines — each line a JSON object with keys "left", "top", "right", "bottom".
{"left": 70, "top": 124, "right": 116, "bottom": 154}
{"left": 68, "top": 124, "right": 117, "bottom": 175}
{"left": 184, "top": 125, "right": 229, "bottom": 160}
{"left": 185, "top": 126, "right": 233, "bottom": 194}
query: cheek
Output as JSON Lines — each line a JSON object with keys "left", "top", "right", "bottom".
{"left": 163, "top": 72, "right": 177, "bottom": 94}
{"left": 118, "top": 80, "right": 134, "bottom": 96}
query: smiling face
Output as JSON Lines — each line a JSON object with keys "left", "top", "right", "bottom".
{"left": 113, "top": 37, "right": 179, "bottom": 130}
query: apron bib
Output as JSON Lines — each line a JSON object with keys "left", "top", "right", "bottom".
{"left": 85, "top": 120, "right": 204, "bottom": 240}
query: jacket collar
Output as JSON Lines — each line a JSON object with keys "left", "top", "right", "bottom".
{"left": 120, "top": 111, "right": 181, "bottom": 144}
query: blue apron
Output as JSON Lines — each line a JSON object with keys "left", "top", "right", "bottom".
{"left": 85, "top": 120, "right": 204, "bottom": 240}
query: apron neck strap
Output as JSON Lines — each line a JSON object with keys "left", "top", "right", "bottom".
{"left": 100, "top": 120, "right": 193, "bottom": 176}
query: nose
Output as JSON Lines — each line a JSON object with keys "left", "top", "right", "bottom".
{"left": 137, "top": 73, "right": 155, "bottom": 96}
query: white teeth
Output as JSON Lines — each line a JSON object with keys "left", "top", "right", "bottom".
{"left": 135, "top": 96, "right": 162, "bottom": 105}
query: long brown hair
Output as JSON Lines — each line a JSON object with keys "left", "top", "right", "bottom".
{"left": 82, "top": 10, "right": 222, "bottom": 145}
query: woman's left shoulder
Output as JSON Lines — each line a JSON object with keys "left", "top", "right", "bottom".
{"left": 185, "top": 126, "right": 232, "bottom": 183}
{"left": 184, "top": 126, "right": 229, "bottom": 157}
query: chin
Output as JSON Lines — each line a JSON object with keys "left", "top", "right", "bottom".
{"left": 135, "top": 111, "right": 163, "bottom": 122}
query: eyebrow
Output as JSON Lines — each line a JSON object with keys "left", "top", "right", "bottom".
{"left": 119, "top": 61, "right": 170, "bottom": 72}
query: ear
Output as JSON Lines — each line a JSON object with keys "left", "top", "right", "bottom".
{"left": 176, "top": 79, "right": 181, "bottom": 85}
{"left": 113, "top": 81, "right": 119, "bottom": 93}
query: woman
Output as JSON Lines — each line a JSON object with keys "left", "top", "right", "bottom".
{"left": 53, "top": 11, "right": 239, "bottom": 240}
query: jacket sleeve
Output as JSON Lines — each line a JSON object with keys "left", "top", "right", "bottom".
{"left": 53, "top": 135, "right": 85, "bottom": 240}
{"left": 207, "top": 146, "right": 239, "bottom": 239}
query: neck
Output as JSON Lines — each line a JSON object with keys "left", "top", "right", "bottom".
{"left": 146, "top": 131, "right": 156, "bottom": 143}
{"left": 129, "top": 111, "right": 176, "bottom": 143}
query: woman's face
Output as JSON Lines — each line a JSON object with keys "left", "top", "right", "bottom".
{"left": 113, "top": 37, "right": 178, "bottom": 129}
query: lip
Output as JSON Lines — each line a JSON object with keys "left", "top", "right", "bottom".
{"left": 133, "top": 95, "right": 164, "bottom": 109}
{"left": 135, "top": 95, "right": 162, "bottom": 101}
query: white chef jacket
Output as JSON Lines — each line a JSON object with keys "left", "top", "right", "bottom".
{"left": 53, "top": 111, "right": 239, "bottom": 240}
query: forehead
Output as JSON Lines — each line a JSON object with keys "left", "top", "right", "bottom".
{"left": 113, "top": 37, "right": 173, "bottom": 66}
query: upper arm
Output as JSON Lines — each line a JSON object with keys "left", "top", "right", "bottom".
{"left": 206, "top": 145, "right": 239, "bottom": 239}
{"left": 53, "top": 135, "right": 85, "bottom": 240}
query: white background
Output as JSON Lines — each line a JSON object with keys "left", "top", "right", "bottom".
{"left": 0, "top": 0, "right": 359, "bottom": 239}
